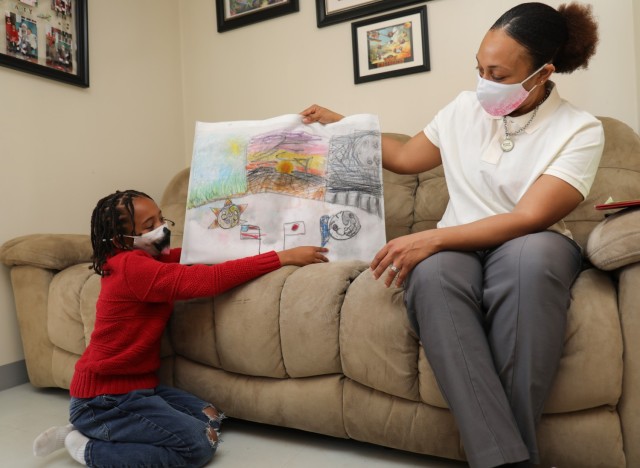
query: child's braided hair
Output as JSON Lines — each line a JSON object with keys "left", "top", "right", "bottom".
{"left": 90, "top": 189, "right": 152, "bottom": 276}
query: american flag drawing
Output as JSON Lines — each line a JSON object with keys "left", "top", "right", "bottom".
{"left": 240, "top": 224, "right": 262, "bottom": 240}
{"left": 240, "top": 224, "right": 262, "bottom": 253}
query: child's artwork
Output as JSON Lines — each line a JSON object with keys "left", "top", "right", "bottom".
{"left": 181, "top": 114, "right": 386, "bottom": 264}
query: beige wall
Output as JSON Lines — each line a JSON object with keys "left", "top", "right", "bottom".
{"left": 635, "top": 0, "right": 640, "bottom": 126}
{"left": 0, "top": 0, "right": 185, "bottom": 367}
{"left": 1, "top": 0, "right": 639, "bottom": 369}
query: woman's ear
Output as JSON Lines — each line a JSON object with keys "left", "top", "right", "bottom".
{"left": 540, "top": 63, "right": 555, "bottom": 84}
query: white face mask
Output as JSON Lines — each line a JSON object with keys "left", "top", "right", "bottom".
{"left": 476, "top": 64, "right": 546, "bottom": 116}
{"left": 125, "top": 223, "right": 171, "bottom": 257}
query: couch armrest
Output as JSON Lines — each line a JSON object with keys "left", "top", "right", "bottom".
{"left": 617, "top": 262, "right": 640, "bottom": 467}
{"left": 0, "top": 234, "right": 92, "bottom": 270}
{"left": 585, "top": 207, "right": 640, "bottom": 270}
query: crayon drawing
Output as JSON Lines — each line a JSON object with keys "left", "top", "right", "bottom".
{"left": 181, "top": 114, "right": 386, "bottom": 264}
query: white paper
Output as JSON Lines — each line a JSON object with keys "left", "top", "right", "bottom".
{"left": 181, "top": 113, "right": 386, "bottom": 264}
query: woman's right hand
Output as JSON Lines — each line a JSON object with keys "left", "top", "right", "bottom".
{"left": 300, "top": 105, "right": 344, "bottom": 125}
{"left": 278, "top": 246, "right": 329, "bottom": 267}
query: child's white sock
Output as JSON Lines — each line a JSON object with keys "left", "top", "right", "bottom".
{"left": 64, "top": 430, "right": 88, "bottom": 466}
{"left": 33, "top": 424, "right": 75, "bottom": 457}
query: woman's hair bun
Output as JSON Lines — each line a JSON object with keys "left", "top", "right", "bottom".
{"left": 554, "top": 2, "right": 599, "bottom": 74}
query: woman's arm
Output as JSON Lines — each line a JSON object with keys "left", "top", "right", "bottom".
{"left": 383, "top": 131, "right": 442, "bottom": 174}
{"left": 300, "top": 104, "right": 442, "bottom": 174}
{"left": 373, "top": 174, "right": 584, "bottom": 287}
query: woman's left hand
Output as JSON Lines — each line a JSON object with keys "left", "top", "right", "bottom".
{"left": 370, "top": 231, "right": 438, "bottom": 288}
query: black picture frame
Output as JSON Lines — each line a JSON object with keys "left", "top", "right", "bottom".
{"left": 316, "top": 0, "right": 428, "bottom": 28}
{"left": 1, "top": 0, "right": 89, "bottom": 88}
{"left": 216, "top": 0, "right": 299, "bottom": 33}
{"left": 352, "top": 6, "right": 430, "bottom": 84}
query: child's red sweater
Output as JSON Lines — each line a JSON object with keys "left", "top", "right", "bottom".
{"left": 70, "top": 248, "right": 281, "bottom": 398}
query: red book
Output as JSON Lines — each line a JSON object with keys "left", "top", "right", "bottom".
{"left": 594, "top": 199, "right": 640, "bottom": 210}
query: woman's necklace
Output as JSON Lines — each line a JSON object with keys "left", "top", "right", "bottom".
{"left": 500, "top": 86, "right": 551, "bottom": 152}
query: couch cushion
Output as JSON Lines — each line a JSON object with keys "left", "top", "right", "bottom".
{"left": 586, "top": 206, "right": 640, "bottom": 270}
{"left": 567, "top": 117, "right": 640, "bottom": 248}
{"left": 170, "top": 297, "right": 221, "bottom": 369}
{"left": 413, "top": 166, "right": 449, "bottom": 234}
{"left": 48, "top": 263, "right": 96, "bottom": 355}
{"left": 280, "top": 261, "right": 366, "bottom": 378}
{"left": 542, "top": 268, "right": 622, "bottom": 412}
{"left": 0, "top": 234, "right": 92, "bottom": 270}
{"left": 340, "top": 269, "right": 422, "bottom": 402}
{"left": 212, "top": 267, "right": 290, "bottom": 378}
{"left": 174, "top": 358, "right": 349, "bottom": 439}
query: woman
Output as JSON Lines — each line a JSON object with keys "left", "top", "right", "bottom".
{"left": 301, "top": 3, "right": 602, "bottom": 467}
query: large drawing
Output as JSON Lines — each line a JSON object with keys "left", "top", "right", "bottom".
{"left": 181, "top": 114, "right": 386, "bottom": 264}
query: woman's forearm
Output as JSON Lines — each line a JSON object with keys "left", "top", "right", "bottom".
{"left": 422, "top": 212, "right": 539, "bottom": 254}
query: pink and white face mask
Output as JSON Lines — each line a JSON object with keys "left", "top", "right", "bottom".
{"left": 476, "top": 64, "right": 546, "bottom": 116}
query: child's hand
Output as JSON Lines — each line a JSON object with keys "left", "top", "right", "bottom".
{"left": 278, "top": 246, "right": 329, "bottom": 266}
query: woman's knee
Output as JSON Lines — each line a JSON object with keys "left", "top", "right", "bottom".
{"left": 406, "top": 251, "right": 483, "bottom": 301}
{"left": 499, "top": 232, "right": 582, "bottom": 287}
{"left": 404, "top": 251, "right": 483, "bottom": 331}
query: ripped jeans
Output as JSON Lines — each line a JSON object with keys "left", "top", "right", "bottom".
{"left": 69, "top": 385, "right": 223, "bottom": 468}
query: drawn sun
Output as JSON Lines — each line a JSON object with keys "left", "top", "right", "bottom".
{"left": 209, "top": 199, "right": 248, "bottom": 229}
{"left": 276, "top": 160, "right": 294, "bottom": 174}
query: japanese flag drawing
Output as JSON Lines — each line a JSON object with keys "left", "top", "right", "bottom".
{"left": 283, "top": 221, "right": 305, "bottom": 249}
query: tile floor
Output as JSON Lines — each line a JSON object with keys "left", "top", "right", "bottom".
{"left": 0, "top": 383, "right": 466, "bottom": 467}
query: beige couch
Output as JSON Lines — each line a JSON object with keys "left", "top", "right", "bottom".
{"left": 2, "top": 117, "right": 639, "bottom": 467}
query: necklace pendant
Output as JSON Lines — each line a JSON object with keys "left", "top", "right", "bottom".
{"left": 501, "top": 137, "right": 514, "bottom": 152}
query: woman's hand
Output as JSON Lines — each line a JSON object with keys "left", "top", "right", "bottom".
{"left": 300, "top": 105, "right": 344, "bottom": 125}
{"left": 278, "top": 246, "right": 329, "bottom": 267}
{"left": 370, "top": 231, "right": 440, "bottom": 288}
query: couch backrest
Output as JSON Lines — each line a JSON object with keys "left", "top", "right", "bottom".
{"left": 162, "top": 117, "right": 640, "bottom": 251}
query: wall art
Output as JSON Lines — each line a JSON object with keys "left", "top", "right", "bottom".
{"left": 352, "top": 5, "right": 429, "bottom": 84}
{"left": 216, "top": 0, "right": 299, "bottom": 32}
{"left": 316, "top": 0, "right": 428, "bottom": 28}
{"left": 1, "top": 0, "right": 88, "bottom": 87}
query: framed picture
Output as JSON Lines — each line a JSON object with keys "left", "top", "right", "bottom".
{"left": 316, "top": 0, "right": 428, "bottom": 28}
{"left": 216, "top": 0, "right": 299, "bottom": 33}
{"left": 352, "top": 6, "right": 430, "bottom": 84}
{"left": 1, "top": 0, "right": 89, "bottom": 87}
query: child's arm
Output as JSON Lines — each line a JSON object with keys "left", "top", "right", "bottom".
{"left": 123, "top": 247, "right": 327, "bottom": 303}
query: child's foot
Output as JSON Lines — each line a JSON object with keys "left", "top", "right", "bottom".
{"left": 33, "top": 424, "right": 75, "bottom": 457}
{"left": 64, "top": 430, "right": 89, "bottom": 466}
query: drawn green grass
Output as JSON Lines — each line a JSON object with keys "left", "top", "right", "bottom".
{"left": 187, "top": 172, "right": 247, "bottom": 209}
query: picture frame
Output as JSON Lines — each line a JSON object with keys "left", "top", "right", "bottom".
{"left": 1, "top": 0, "right": 89, "bottom": 87}
{"left": 216, "top": 0, "right": 299, "bottom": 33}
{"left": 316, "top": 0, "right": 428, "bottom": 28}
{"left": 352, "top": 6, "right": 430, "bottom": 84}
